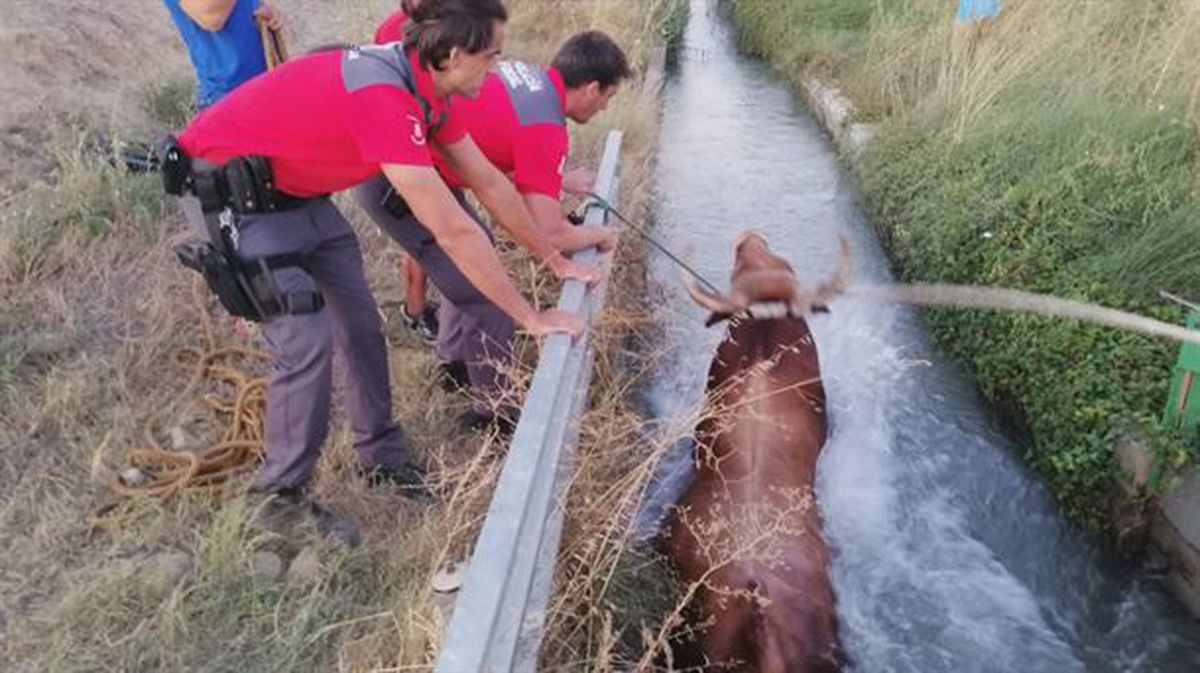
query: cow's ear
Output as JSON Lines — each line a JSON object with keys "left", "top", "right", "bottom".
{"left": 705, "top": 312, "right": 732, "bottom": 327}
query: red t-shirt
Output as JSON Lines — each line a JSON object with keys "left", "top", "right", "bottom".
{"left": 375, "top": 10, "right": 407, "bottom": 44}
{"left": 179, "top": 44, "right": 465, "bottom": 197}
{"left": 434, "top": 62, "right": 570, "bottom": 198}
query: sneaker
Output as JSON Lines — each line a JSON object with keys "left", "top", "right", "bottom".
{"left": 398, "top": 300, "right": 439, "bottom": 346}
{"left": 251, "top": 488, "right": 361, "bottom": 548}
{"left": 437, "top": 360, "right": 471, "bottom": 393}
{"left": 359, "top": 461, "right": 433, "bottom": 500}
{"left": 457, "top": 408, "right": 519, "bottom": 437}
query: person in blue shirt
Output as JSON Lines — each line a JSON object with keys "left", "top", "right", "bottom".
{"left": 163, "top": 0, "right": 282, "bottom": 110}
{"left": 953, "top": 0, "right": 1001, "bottom": 54}
{"left": 956, "top": 0, "right": 1002, "bottom": 25}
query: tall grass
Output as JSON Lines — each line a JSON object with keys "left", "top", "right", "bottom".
{"left": 0, "top": 0, "right": 690, "bottom": 670}
{"left": 729, "top": 0, "right": 1200, "bottom": 525}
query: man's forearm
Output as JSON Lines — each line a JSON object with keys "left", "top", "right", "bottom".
{"left": 437, "top": 224, "right": 540, "bottom": 327}
{"left": 540, "top": 217, "right": 611, "bottom": 254}
{"left": 436, "top": 137, "right": 597, "bottom": 279}
{"left": 523, "top": 193, "right": 610, "bottom": 254}
{"left": 385, "top": 164, "right": 541, "bottom": 328}
{"left": 555, "top": 226, "right": 612, "bottom": 254}
{"left": 474, "top": 180, "right": 564, "bottom": 266}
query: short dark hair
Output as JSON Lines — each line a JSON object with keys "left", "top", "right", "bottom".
{"left": 551, "top": 31, "right": 632, "bottom": 90}
{"left": 403, "top": 0, "right": 507, "bottom": 70}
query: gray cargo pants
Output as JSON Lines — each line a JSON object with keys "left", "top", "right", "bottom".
{"left": 356, "top": 174, "right": 516, "bottom": 415}
{"left": 179, "top": 194, "right": 411, "bottom": 492}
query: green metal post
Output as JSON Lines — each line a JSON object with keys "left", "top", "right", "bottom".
{"left": 1163, "top": 311, "right": 1200, "bottom": 433}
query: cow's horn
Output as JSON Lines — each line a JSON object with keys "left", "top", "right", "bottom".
{"left": 803, "top": 236, "right": 854, "bottom": 308}
{"left": 830, "top": 236, "right": 853, "bottom": 291}
{"left": 683, "top": 273, "right": 744, "bottom": 315}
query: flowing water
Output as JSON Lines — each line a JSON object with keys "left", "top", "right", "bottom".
{"left": 636, "top": 1, "right": 1200, "bottom": 670}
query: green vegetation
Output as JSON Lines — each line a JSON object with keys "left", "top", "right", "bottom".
{"left": 657, "top": 0, "right": 690, "bottom": 47}
{"left": 2, "top": 152, "right": 167, "bottom": 283}
{"left": 728, "top": 0, "right": 1200, "bottom": 525}
{"left": 143, "top": 76, "right": 197, "bottom": 129}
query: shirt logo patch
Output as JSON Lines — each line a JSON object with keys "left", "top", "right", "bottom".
{"left": 498, "top": 61, "right": 544, "bottom": 93}
{"left": 407, "top": 114, "right": 426, "bottom": 146}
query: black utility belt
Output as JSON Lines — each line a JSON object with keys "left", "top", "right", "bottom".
{"left": 197, "top": 156, "right": 325, "bottom": 215}
{"left": 160, "top": 137, "right": 325, "bottom": 215}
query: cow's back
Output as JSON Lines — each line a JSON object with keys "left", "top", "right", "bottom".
{"left": 666, "top": 316, "right": 842, "bottom": 671}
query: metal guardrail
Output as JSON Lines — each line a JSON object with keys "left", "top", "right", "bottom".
{"left": 434, "top": 130, "right": 624, "bottom": 673}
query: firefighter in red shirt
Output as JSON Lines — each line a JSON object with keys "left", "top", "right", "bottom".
{"left": 374, "top": 1, "right": 440, "bottom": 343}
{"left": 359, "top": 25, "right": 630, "bottom": 432}
{"left": 163, "top": 0, "right": 598, "bottom": 543}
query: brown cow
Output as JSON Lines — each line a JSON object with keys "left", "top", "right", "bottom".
{"left": 665, "top": 232, "right": 849, "bottom": 672}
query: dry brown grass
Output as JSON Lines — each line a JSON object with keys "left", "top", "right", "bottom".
{"left": 851, "top": 0, "right": 1200, "bottom": 132}
{"left": 0, "top": 0, "right": 699, "bottom": 671}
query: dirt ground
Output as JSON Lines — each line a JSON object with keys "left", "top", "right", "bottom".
{"left": 0, "top": 0, "right": 393, "bottom": 197}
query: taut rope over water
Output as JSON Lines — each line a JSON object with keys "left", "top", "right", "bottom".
{"left": 585, "top": 193, "right": 1200, "bottom": 345}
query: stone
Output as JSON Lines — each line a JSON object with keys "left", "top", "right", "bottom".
{"left": 799, "top": 73, "right": 876, "bottom": 162}
{"left": 803, "top": 74, "right": 853, "bottom": 136}
{"left": 142, "top": 551, "right": 191, "bottom": 596}
{"left": 430, "top": 560, "right": 466, "bottom": 594}
{"left": 285, "top": 546, "right": 323, "bottom": 586}
{"left": 252, "top": 550, "right": 285, "bottom": 583}
{"left": 1113, "top": 435, "right": 1154, "bottom": 491}
{"left": 119, "top": 468, "right": 149, "bottom": 487}
{"left": 847, "top": 123, "right": 877, "bottom": 159}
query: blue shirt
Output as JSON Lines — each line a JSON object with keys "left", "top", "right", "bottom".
{"left": 957, "top": 0, "right": 1002, "bottom": 23}
{"left": 164, "top": 0, "right": 268, "bottom": 109}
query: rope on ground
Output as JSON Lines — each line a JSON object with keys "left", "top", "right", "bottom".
{"left": 111, "top": 346, "right": 269, "bottom": 501}
{"left": 91, "top": 279, "right": 271, "bottom": 530}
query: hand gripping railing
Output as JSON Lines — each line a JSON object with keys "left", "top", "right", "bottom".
{"left": 434, "top": 130, "right": 623, "bottom": 673}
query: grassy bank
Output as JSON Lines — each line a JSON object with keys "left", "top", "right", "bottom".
{"left": 0, "top": 0, "right": 686, "bottom": 670}
{"left": 727, "top": 0, "right": 1200, "bottom": 526}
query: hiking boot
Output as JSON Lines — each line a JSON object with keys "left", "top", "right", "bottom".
{"left": 251, "top": 488, "right": 309, "bottom": 533}
{"left": 251, "top": 488, "right": 361, "bottom": 548}
{"left": 308, "top": 500, "right": 362, "bottom": 548}
{"left": 359, "top": 460, "right": 433, "bottom": 501}
{"left": 437, "top": 359, "right": 470, "bottom": 393}
{"left": 398, "top": 300, "right": 439, "bottom": 346}
{"left": 457, "top": 408, "right": 519, "bottom": 437}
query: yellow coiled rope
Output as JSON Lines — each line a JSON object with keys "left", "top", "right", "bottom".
{"left": 91, "top": 280, "right": 271, "bottom": 529}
